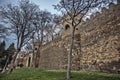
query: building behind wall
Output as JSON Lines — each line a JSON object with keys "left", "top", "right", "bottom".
{"left": 16, "top": 51, "right": 33, "bottom": 68}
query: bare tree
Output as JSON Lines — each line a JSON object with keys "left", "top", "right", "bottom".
{"left": 0, "top": 24, "right": 9, "bottom": 42}
{"left": 2, "top": 43, "right": 15, "bottom": 73}
{"left": 54, "top": 0, "right": 113, "bottom": 79}
{"left": 45, "top": 14, "right": 62, "bottom": 41}
{"left": 32, "top": 13, "right": 62, "bottom": 67}
{"left": 0, "top": 0, "right": 38, "bottom": 73}
{"left": 33, "top": 10, "right": 52, "bottom": 67}
{"left": 24, "top": 42, "right": 33, "bottom": 53}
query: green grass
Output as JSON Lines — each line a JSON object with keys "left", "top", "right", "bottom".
{"left": 0, "top": 68, "right": 120, "bottom": 80}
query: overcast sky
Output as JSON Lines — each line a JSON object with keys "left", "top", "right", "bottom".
{"left": 0, "top": 0, "right": 59, "bottom": 14}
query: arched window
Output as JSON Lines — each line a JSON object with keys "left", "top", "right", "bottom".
{"left": 28, "top": 57, "right": 31, "bottom": 67}
{"left": 35, "top": 48, "right": 37, "bottom": 50}
{"left": 76, "top": 28, "right": 78, "bottom": 30}
{"left": 65, "top": 24, "right": 70, "bottom": 30}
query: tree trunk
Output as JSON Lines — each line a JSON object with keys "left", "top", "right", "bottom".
{"left": 67, "top": 26, "right": 75, "bottom": 80}
{"left": 36, "top": 43, "right": 41, "bottom": 68}
{"left": 34, "top": 43, "right": 41, "bottom": 68}
{"left": 2, "top": 55, "right": 10, "bottom": 73}
{"left": 36, "top": 48, "right": 40, "bottom": 67}
{"left": 7, "top": 50, "right": 19, "bottom": 74}
{"left": 32, "top": 38, "right": 37, "bottom": 68}
{"left": 32, "top": 50, "right": 36, "bottom": 68}
{"left": 79, "top": 35, "right": 82, "bottom": 69}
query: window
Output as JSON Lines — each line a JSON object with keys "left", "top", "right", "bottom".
{"left": 35, "top": 48, "right": 37, "bottom": 50}
{"left": 21, "top": 55, "right": 23, "bottom": 57}
{"left": 65, "top": 24, "right": 70, "bottom": 30}
{"left": 76, "top": 28, "right": 78, "bottom": 30}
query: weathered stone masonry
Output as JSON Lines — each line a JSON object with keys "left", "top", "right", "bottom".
{"left": 38, "top": 1, "right": 120, "bottom": 73}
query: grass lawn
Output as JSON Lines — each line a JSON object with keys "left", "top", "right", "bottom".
{"left": 0, "top": 68, "right": 120, "bottom": 80}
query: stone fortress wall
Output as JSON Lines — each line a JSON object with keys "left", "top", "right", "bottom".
{"left": 32, "top": 0, "right": 120, "bottom": 73}
{"left": 80, "top": 1, "right": 120, "bottom": 72}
